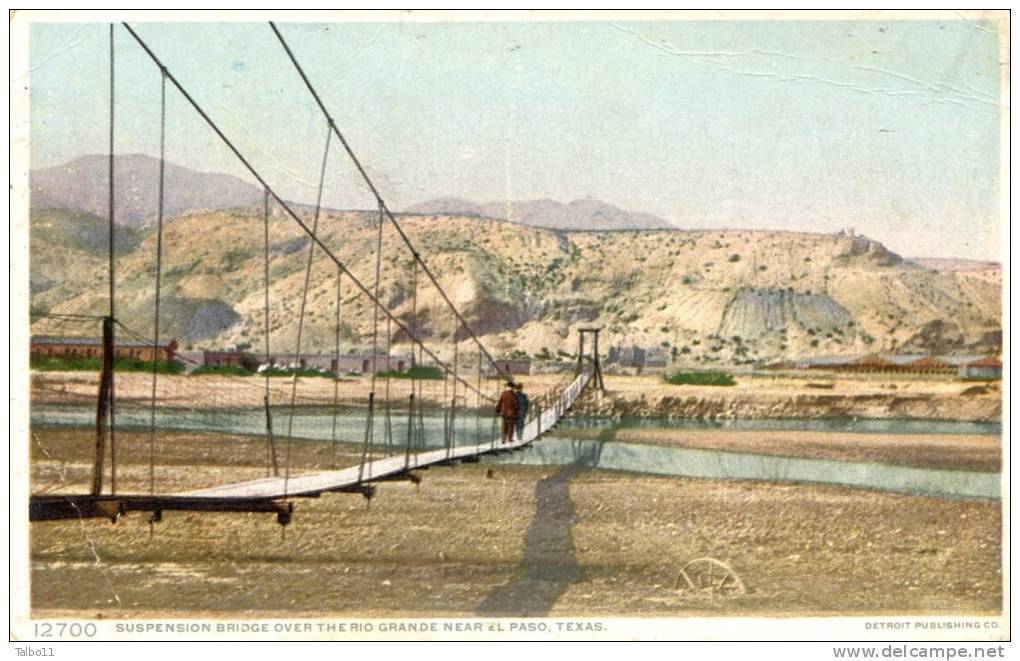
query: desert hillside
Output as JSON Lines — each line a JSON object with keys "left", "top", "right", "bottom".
{"left": 29, "top": 204, "right": 1001, "bottom": 367}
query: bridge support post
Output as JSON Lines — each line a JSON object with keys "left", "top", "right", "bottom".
{"left": 576, "top": 331, "right": 585, "bottom": 376}
{"left": 591, "top": 329, "right": 605, "bottom": 391}
{"left": 92, "top": 315, "right": 115, "bottom": 496}
{"left": 578, "top": 327, "right": 606, "bottom": 392}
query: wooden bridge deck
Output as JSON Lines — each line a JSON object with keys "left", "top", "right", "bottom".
{"left": 29, "top": 373, "right": 592, "bottom": 522}
{"left": 180, "top": 372, "right": 592, "bottom": 500}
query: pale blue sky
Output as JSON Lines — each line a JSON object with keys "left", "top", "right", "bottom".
{"left": 28, "top": 17, "right": 1003, "bottom": 259}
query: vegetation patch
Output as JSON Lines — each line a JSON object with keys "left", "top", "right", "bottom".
{"left": 31, "top": 356, "right": 185, "bottom": 374}
{"left": 663, "top": 370, "right": 737, "bottom": 387}
{"left": 376, "top": 364, "right": 445, "bottom": 380}
{"left": 190, "top": 364, "right": 255, "bottom": 377}
{"left": 260, "top": 366, "right": 336, "bottom": 379}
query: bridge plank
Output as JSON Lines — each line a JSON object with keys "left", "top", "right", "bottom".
{"left": 179, "top": 372, "right": 591, "bottom": 500}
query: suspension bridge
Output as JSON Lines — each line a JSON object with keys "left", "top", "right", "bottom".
{"left": 29, "top": 22, "right": 605, "bottom": 526}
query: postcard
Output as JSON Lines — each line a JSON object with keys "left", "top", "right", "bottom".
{"left": 9, "top": 9, "right": 1009, "bottom": 647}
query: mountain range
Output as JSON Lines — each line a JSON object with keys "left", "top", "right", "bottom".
{"left": 30, "top": 155, "right": 677, "bottom": 232}
{"left": 30, "top": 154, "right": 262, "bottom": 227}
{"left": 27, "top": 155, "right": 1001, "bottom": 363}
{"left": 403, "top": 197, "right": 675, "bottom": 231}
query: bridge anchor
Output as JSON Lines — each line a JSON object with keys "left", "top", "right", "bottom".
{"left": 276, "top": 502, "right": 295, "bottom": 527}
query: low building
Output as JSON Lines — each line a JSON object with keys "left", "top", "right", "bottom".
{"left": 483, "top": 358, "right": 532, "bottom": 378}
{"left": 643, "top": 348, "right": 668, "bottom": 370}
{"left": 906, "top": 356, "right": 956, "bottom": 375}
{"left": 845, "top": 353, "right": 899, "bottom": 372}
{"left": 332, "top": 353, "right": 412, "bottom": 375}
{"left": 959, "top": 357, "right": 1002, "bottom": 380}
{"left": 376, "top": 354, "right": 412, "bottom": 373}
{"left": 608, "top": 345, "right": 667, "bottom": 372}
{"left": 797, "top": 353, "right": 995, "bottom": 377}
{"left": 795, "top": 355, "right": 858, "bottom": 370}
{"left": 804, "top": 353, "right": 918, "bottom": 373}
{"left": 31, "top": 336, "right": 178, "bottom": 362}
{"left": 174, "top": 350, "right": 205, "bottom": 372}
{"left": 248, "top": 352, "right": 411, "bottom": 375}
{"left": 202, "top": 350, "right": 259, "bottom": 371}
{"left": 761, "top": 359, "right": 798, "bottom": 371}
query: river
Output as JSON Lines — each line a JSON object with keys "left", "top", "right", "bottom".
{"left": 31, "top": 405, "right": 1000, "bottom": 500}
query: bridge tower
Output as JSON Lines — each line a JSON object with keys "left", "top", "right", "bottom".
{"left": 577, "top": 327, "right": 606, "bottom": 392}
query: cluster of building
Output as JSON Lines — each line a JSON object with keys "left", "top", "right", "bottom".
{"left": 30, "top": 335, "right": 536, "bottom": 377}
{"left": 483, "top": 359, "right": 533, "bottom": 378}
{"left": 607, "top": 345, "right": 668, "bottom": 372}
{"left": 765, "top": 353, "right": 1002, "bottom": 379}
{"left": 182, "top": 349, "right": 415, "bottom": 375}
{"left": 30, "top": 336, "right": 179, "bottom": 362}
{"left": 31, "top": 335, "right": 1001, "bottom": 381}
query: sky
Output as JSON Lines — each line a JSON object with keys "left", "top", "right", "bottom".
{"left": 26, "top": 14, "right": 1005, "bottom": 260}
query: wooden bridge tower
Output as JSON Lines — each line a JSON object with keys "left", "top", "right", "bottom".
{"left": 576, "top": 327, "right": 606, "bottom": 392}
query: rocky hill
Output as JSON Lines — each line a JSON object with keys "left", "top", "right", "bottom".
{"left": 404, "top": 197, "right": 674, "bottom": 231}
{"left": 29, "top": 205, "right": 1002, "bottom": 367}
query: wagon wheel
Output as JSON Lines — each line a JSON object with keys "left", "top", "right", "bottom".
{"left": 675, "top": 557, "right": 746, "bottom": 595}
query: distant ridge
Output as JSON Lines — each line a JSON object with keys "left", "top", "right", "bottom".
{"left": 404, "top": 196, "right": 675, "bottom": 231}
{"left": 30, "top": 154, "right": 261, "bottom": 227}
{"left": 909, "top": 258, "right": 1001, "bottom": 272}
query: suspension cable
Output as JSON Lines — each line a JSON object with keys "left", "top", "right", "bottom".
{"left": 146, "top": 67, "right": 167, "bottom": 497}
{"left": 120, "top": 22, "right": 493, "bottom": 404}
{"left": 450, "top": 319, "right": 459, "bottom": 453}
{"left": 359, "top": 201, "right": 386, "bottom": 480}
{"left": 442, "top": 352, "right": 450, "bottom": 452}
{"left": 383, "top": 315, "right": 394, "bottom": 455}
{"left": 268, "top": 21, "right": 514, "bottom": 385}
{"left": 358, "top": 394, "right": 375, "bottom": 482}
{"left": 284, "top": 120, "right": 332, "bottom": 497}
{"left": 409, "top": 259, "right": 419, "bottom": 367}
{"left": 410, "top": 259, "right": 424, "bottom": 451}
{"left": 368, "top": 201, "right": 385, "bottom": 393}
{"left": 263, "top": 187, "right": 279, "bottom": 477}
{"left": 476, "top": 351, "right": 482, "bottom": 444}
{"left": 330, "top": 266, "right": 342, "bottom": 470}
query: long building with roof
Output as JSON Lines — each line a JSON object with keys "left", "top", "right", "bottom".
{"left": 31, "top": 335, "right": 179, "bottom": 362}
{"left": 764, "top": 353, "right": 1001, "bottom": 378}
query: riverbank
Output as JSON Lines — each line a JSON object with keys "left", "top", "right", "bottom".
{"left": 29, "top": 427, "right": 1002, "bottom": 617}
{"left": 554, "top": 426, "right": 1000, "bottom": 472}
{"left": 30, "top": 370, "right": 1001, "bottom": 421}
{"left": 571, "top": 373, "right": 1002, "bottom": 422}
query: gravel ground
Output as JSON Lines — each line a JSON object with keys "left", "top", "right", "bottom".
{"left": 30, "top": 371, "right": 1000, "bottom": 421}
{"left": 28, "top": 428, "right": 1002, "bottom": 617}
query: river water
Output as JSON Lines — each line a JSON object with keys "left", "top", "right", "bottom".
{"left": 31, "top": 405, "right": 1000, "bottom": 500}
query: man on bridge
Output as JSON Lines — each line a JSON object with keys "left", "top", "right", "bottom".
{"left": 495, "top": 382, "right": 519, "bottom": 444}
{"left": 514, "top": 382, "right": 530, "bottom": 441}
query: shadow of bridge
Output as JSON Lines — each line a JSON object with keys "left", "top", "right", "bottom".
{"left": 475, "top": 438, "right": 606, "bottom": 617}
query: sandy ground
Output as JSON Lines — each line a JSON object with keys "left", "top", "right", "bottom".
{"left": 553, "top": 428, "right": 1001, "bottom": 472}
{"left": 30, "top": 370, "right": 1001, "bottom": 422}
{"left": 29, "top": 371, "right": 575, "bottom": 412}
{"left": 572, "top": 373, "right": 1002, "bottom": 421}
{"left": 28, "top": 428, "right": 1002, "bottom": 617}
